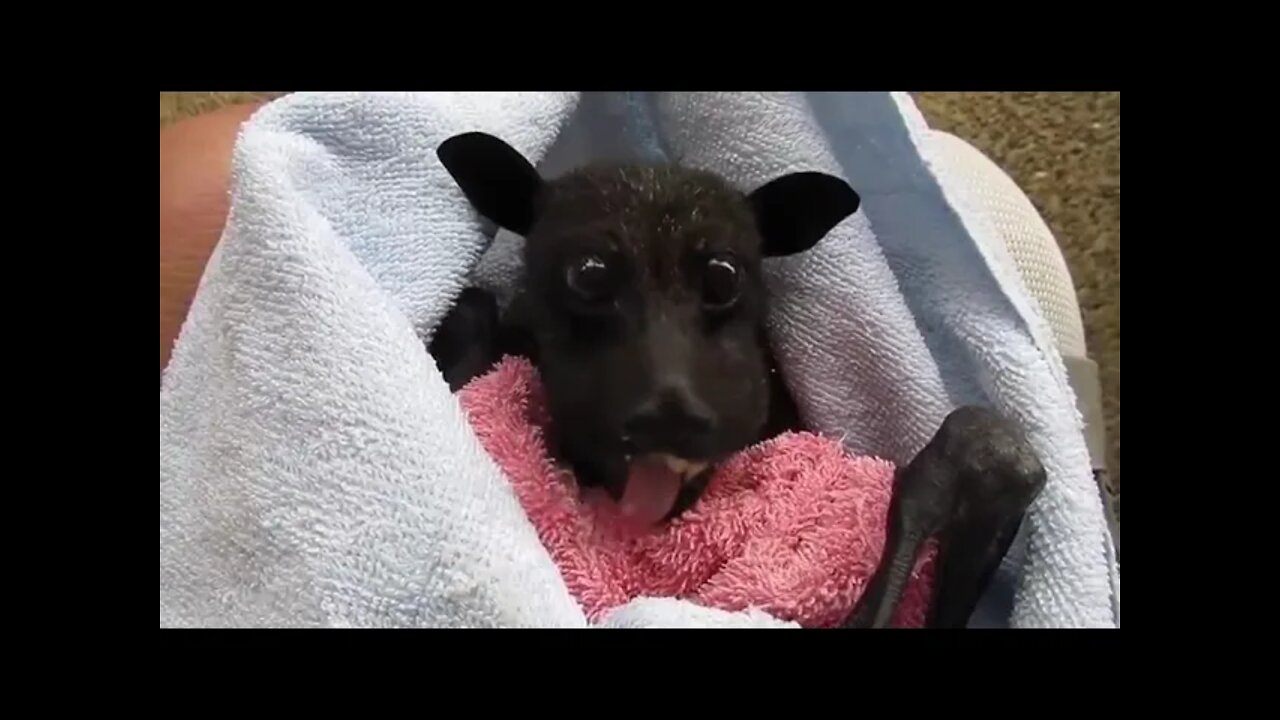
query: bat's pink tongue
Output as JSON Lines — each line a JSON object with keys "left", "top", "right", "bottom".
{"left": 619, "top": 456, "right": 685, "bottom": 526}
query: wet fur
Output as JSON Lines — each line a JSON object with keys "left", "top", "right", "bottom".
{"left": 523, "top": 165, "right": 779, "bottom": 498}
{"left": 434, "top": 133, "right": 851, "bottom": 503}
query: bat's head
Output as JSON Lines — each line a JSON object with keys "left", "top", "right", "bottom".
{"left": 438, "top": 132, "right": 860, "bottom": 525}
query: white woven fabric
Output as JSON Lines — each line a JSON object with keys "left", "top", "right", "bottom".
{"left": 926, "top": 131, "right": 1089, "bottom": 359}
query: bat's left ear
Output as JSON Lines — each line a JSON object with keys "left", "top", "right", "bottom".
{"left": 747, "top": 172, "right": 861, "bottom": 257}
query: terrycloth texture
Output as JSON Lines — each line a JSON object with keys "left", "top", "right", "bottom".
{"left": 159, "top": 91, "right": 1120, "bottom": 628}
{"left": 459, "top": 356, "right": 936, "bottom": 627}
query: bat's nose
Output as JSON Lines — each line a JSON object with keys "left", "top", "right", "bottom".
{"left": 623, "top": 378, "right": 716, "bottom": 450}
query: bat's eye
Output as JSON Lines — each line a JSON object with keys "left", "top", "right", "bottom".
{"left": 702, "top": 255, "right": 740, "bottom": 310}
{"left": 566, "top": 255, "right": 613, "bottom": 304}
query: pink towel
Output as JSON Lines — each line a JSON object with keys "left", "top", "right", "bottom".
{"left": 458, "top": 357, "right": 936, "bottom": 628}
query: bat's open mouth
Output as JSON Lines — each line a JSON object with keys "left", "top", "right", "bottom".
{"left": 620, "top": 453, "right": 710, "bottom": 526}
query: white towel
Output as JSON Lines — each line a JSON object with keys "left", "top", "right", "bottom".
{"left": 159, "top": 92, "right": 1120, "bottom": 628}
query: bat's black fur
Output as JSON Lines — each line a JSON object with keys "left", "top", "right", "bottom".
{"left": 429, "top": 132, "right": 1047, "bottom": 628}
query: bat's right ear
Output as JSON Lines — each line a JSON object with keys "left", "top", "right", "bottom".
{"left": 437, "top": 132, "right": 544, "bottom": 236}
{"left": 747, "top": 171, "right": 860, "bottom": 257}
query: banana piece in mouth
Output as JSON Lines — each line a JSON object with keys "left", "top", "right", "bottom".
{"left": 657, "top": 453, "right": 709, "bottom": 481}
{"left": 625, "top": 453, "right": 709, "bottom": 482}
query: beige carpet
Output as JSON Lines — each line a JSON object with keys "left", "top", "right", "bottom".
{"left": 160, "top": 92, "right": 1120, "bottom": 521}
